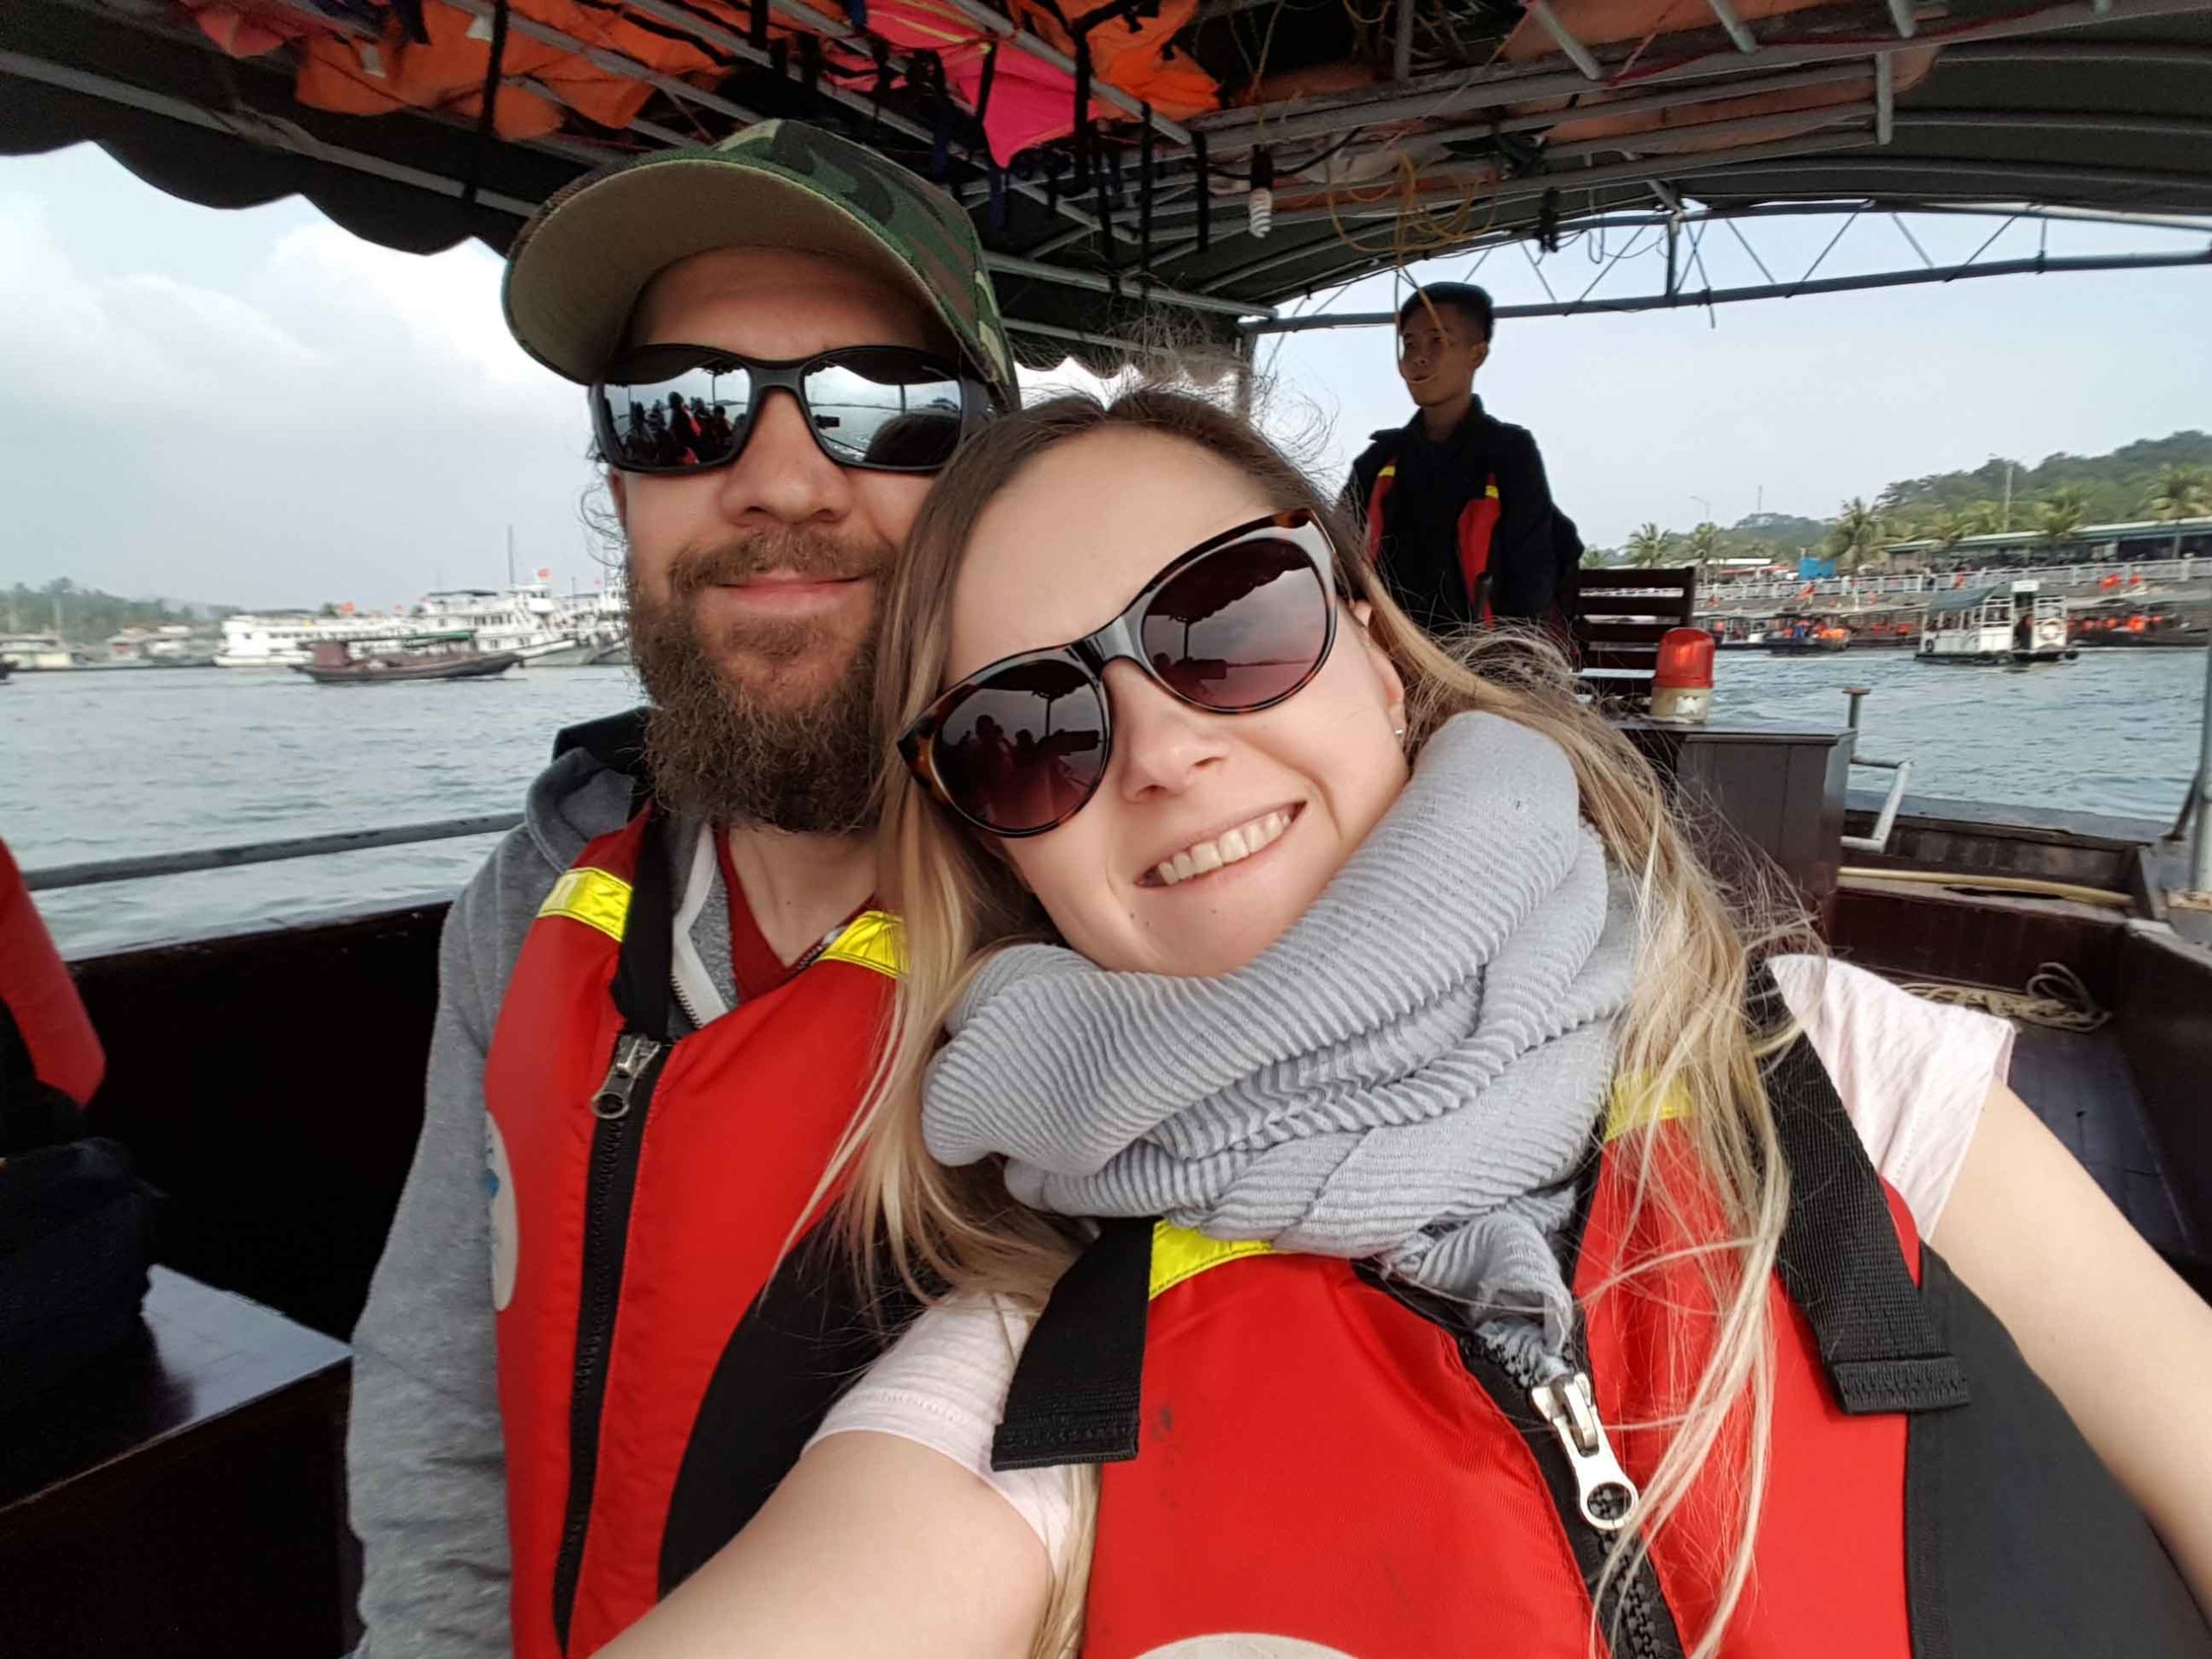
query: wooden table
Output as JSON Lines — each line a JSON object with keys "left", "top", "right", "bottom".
{"left": 0, "top": 1267, "right": 353, "bottom": 1656}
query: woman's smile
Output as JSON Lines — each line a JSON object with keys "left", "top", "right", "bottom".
{"left": 1139, "top": 802, "right": 1303, "bottom": 889}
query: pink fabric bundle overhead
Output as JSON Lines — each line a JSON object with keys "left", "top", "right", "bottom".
{"left": 953, "top": 41, "right": 1084, "bottom": 163}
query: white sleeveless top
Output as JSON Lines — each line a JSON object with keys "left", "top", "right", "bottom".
{"left": 806, "top": 957, "right": 2013, "bottom": 1570}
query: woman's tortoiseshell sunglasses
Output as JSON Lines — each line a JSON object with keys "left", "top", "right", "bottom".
{"left": 897, "top": 510, "right": 1344, "bottom": 837}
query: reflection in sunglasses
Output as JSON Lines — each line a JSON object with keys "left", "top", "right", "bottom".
{"left": 596, "top": 349, "right": 971, "bottom": 476}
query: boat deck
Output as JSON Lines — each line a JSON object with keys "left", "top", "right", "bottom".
{"left": 2006, "top": 1022, "right": 2202, "bottom": 1270}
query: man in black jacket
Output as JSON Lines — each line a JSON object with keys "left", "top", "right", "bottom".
{"left": 1343, "top": 283, "right": 1580, "bottom": 637}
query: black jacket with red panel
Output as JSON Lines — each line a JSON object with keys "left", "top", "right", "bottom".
{"left": 995, "top": 1032, "right": 2211, "bottom": 1659}
{"left": 1344, "top": 401, "right": 1582, "bottom": 636}
{"left": 349, "top": 712, "right": 911, "bottom": 1659}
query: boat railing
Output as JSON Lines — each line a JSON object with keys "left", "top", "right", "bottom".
{"left": 1703, "top": 556, "right": 2199, "bottom": 606}
{"left": 2181, "top": 642, "right": 2212, "bottom": 904}
{"left": 22, "top": 814, "right": 524, "bottom": 893}
{"left": 1836, "top": 689, "right": 1913, "bottom": 855}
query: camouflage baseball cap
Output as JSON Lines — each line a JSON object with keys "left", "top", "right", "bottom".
{"left": 503, "top": 120, "right": 1016, "bottom": 404}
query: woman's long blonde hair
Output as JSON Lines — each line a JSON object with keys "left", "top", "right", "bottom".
{"left": 823, "top": 387, "right": 1812, "bottom": 1659}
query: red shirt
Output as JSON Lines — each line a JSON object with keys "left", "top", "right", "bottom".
{"left": 712, "top": 828, "right": 870, "bottom": 1002}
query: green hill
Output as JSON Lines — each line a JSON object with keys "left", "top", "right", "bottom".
{"left": 1598, "top": 430, "right": 2212, "bottom": 563}
{"left": 4, "top": 580, "right": 227, "bottom": 646}
{"left": 1874, "top": 431, "right": 2212, "bottom": 526}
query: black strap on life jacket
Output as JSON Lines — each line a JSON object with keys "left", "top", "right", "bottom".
{"left": 557, "top": 708, "right": 677, "bottom": 1040}
{"left": 608, "top": 807, "right": 677, "bottom": 1042}
{"left": 991, "top": 1024, "right": 1968, "bottom": 1471}
{"left": 990, "top": 1216, "right": 1151, "bottom": 1470}
{"left": 1764, "top": 1031, "right": 1971, "bottom": 1415}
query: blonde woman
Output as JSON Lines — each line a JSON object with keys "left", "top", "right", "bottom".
{"left": 606, "top": 391, "right": 2212, "bottom": 1659}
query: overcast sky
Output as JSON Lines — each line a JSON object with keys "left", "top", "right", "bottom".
{"left": 3, "top": 140, "right": 2207, "bottom": 612}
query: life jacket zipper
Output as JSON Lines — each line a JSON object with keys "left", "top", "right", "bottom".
{"left": 550, "top": 1027, "right": 672, "bottom": 1654}
{"left": 1455, "top": 1326, "right": 1679, "bottom": 1659}
{"left": 1530, "top": 1370, "right": 1639, "bottom": 1534}
{"left": 1415, "top": 1295, "right": 1681, "bottom": 1659}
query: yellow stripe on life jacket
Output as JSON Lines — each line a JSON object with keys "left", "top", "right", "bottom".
{"left": 1142, "top": 1083, "right": 1684, "bottom": 1304}
{"left": 1149, "top": 1221, "right": 1273, "bottom": 1300}
{"left": 818, "top": 910, "right": 906, "bottom": 979}
{"left": 1605, "top": 1073, "right": 1694, "bottom": 1141}
{"left": 537, "top": 867, "right": 632, "bottom": 942}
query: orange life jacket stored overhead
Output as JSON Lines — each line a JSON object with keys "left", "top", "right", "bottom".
{"left": 486, "top": 806, "right": 906, "bottom": 1659}
{"left": 995, "top": 1039, "right": 2212, "bottom": 1659}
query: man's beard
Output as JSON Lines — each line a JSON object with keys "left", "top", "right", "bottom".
{"left": 628, "top": 529, "right": 887, "bottom": 836}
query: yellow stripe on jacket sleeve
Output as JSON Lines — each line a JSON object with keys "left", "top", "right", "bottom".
{"left": 818, "top": 910, "right": 906, "bottom": 979}
{"left": 536, "top": 867, "right": 632, "bottom": 942}
{"left": 1149, "top": 1221, "right": 1273, "bottom": 1300}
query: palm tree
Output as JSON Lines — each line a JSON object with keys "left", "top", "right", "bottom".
{"left": 1924, "top": 508, "right": 1970, "bottom": 553}
{"left": 2035, "top": 484, "right": 2089, "bottom": 551}
{"left": 1682, "top": 522, "right": 1724, "bottom": 576}
{"left": 1958, "top": 500, "right": 2003, "bottom": 537}
{"left": 1826, "top": 498, "right": 1889, "bottom": 570}
{"left": 1624, "top": 523, "right": 1676, "bottom": 568}
{"left": 2145, "top": 465, "right": 2212, "bottom": 555}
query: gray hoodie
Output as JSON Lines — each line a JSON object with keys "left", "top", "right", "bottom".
{"left": 346, "top": 721, "right": 741, "bottom": 1658}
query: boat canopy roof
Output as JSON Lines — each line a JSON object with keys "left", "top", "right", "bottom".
{"left": 5, "top": 0, "right": 2210, "bottom": 366}
{"left": 1926, "top": 580, "right": 2038, "bottom": 611}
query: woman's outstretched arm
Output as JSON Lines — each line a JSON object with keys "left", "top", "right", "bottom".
{"left": 598, "top": 1430, "right": 1052, "bottom": 1658}
{"left": 1935, "top": 1080, "right": 2212, "bottom": 1610}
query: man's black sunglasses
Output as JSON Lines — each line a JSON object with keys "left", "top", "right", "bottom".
{"left": 591, "top": 344, "right": 995, "bottom": 477}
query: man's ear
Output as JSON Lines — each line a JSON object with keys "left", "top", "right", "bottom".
{"left": 607, "top": 469, "right": 629, "bottom": 526}
{"left": 1469, "top": 337, "right": 1491, "bottom": 377}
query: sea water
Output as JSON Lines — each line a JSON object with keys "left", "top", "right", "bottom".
{"left": 4, "top": 652, "right": 2202, "bottom": 955}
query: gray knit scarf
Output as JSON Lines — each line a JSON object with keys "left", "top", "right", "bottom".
{"left": 923, "top": 712, "right": 1639, "bottom": 1363}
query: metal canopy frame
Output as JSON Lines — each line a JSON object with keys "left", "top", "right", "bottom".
{"left": 4, "top": 0, "right": 2211, "bottom": 365}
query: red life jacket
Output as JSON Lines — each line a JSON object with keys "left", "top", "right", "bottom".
{"left": 1363, "top": 461, "right": 1503, "bottom": 624}
{"left": 995, "top": 1039, "right": 2212, "bottom": 1659}
{"left": 485, "top": 807, "right": 906, "bottom": 1659}
{"left": 0, "top": 839, "right": 104, "bottom": 1108}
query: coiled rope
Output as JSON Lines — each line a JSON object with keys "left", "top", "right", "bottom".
{"left": 1897, "top": 961, "right": 2110, "bottom": 1032}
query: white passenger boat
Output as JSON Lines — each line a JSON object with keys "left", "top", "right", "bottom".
{"left": 1918, "top": 581, "right": 2077, "bottom": 666}
{"left": 416, "top": 585, "right": 578, "bottom": 664}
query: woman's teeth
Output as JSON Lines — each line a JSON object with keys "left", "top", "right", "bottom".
{"left": 1154, "top": 809, "right": 1294, "bottom": 887}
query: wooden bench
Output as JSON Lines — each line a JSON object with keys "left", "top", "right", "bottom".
{"left": 1574, "top": 566, "right": 1700, "bottom": 710}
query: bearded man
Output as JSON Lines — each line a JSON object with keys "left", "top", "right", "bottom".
{"left": 346, "top": 123, "right": 1017, "bottom": 1659}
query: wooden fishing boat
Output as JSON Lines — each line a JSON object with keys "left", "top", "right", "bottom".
{"left": 292, "top": 631, "right": 523, "bottom": 683}
{"left": 5, "top": 0, "right": 2212, "bottom": 1647}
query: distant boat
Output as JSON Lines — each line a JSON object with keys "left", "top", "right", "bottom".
{"left": 1764, "top": 613, "right": 1851, "bottom": 654}
{"left": 293, "top": 632, "right": 520, "bottom": 683}
{"left": 2071, "top": 598, "right": 2209, "bottom": 650}
{"left": 1919, "top": 579, "right": 2076, "bottom": 665}
{"left": 528, "top": 635, "right": 630, "bottom": 667}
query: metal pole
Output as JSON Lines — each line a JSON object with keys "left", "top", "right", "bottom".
{"left": 2191, "top": 639, "right": 2212, "bottom": 893}
{"left": 1238, "top": 245, "right": 2212, "bottom": 332}
{"left": 23, "top": 814, "right": 524, "bottom": 893}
